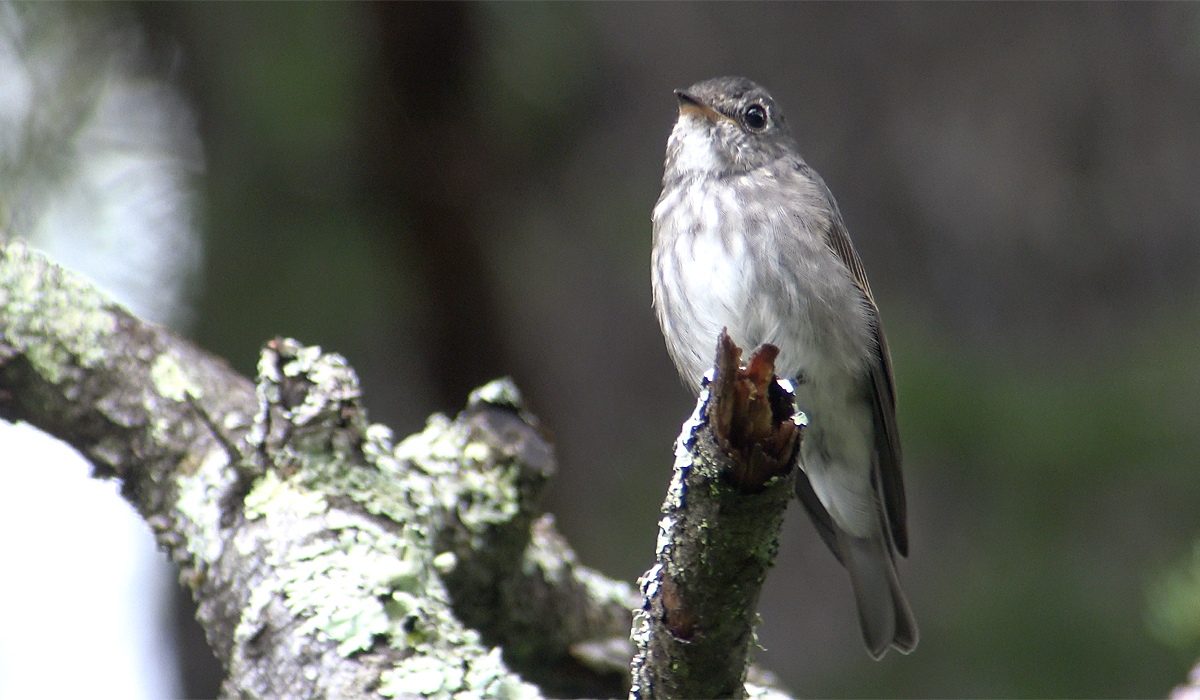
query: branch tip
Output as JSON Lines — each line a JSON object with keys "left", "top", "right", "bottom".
{"left": 710, "top": 332, "right": 800, "bottom": 490}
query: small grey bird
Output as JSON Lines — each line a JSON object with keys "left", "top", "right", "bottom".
{"left": 651, "top": 76, "right": 917, "bottom": 658}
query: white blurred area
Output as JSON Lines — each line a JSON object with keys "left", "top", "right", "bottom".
{"left": 1, "top": 2, "right": 203, "bottom": 698}
{"left": 0, "top": 422, "right": 182, "bottom": 699}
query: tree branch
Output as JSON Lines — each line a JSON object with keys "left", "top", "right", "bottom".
{"left": 0, "top": 241, "right": 635, "bottom": 698}
{"left": 630, "top": 333, "right": 802, "bottom": 700}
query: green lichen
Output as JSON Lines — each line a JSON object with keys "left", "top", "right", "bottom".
{"left": 286, "top": 522, "right": 429, "bottom": 656}
{"left": 298, "top": 440, "right": 424, "bottom": 526}
{"left": 244, "top": 471, "right": 328, "bottom": 521}
{"left": 0, "top": 242, "right": 118, "bottom": 382}
{"left": 364, "top": 424, "right": 401, "bottom": 475}
{"left": 150, "top": 351, "right": 203, "bottom": 403}
{"left": 379, "top": 647, "right": 539, "bottom": 700}
{"left": 466, "top": 378, "right": 524, "bottom": 411}
{"left": 173, "top": 447, "right": 239, "bottom": 569}
{"left": 241, "top": 362, "right": 442, "bottom": 656}
{"left": 432, "top": 551, "right": 458, "bottom": 575}
{"left": 235, "top": 461, "right": 447, "bottom": 660}
{"left": 394, "top": 413, "right": 524, "bottom": 538}
{"left": 241, "top": 341, "right": 542, "bottom": 694}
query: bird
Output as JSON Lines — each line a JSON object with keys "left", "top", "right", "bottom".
{"left": 651, "top": 76, "right": 917, "bottom": 658}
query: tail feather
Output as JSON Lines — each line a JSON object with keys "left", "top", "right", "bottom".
{"left": 843, "top": 533, "right": 918, "bottom": 658}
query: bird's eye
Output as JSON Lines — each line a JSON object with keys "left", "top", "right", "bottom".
{"left": 743, "top": 103, "right": 768, "bottom": 130}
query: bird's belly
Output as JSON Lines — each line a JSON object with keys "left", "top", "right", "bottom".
{"left": 653, "top": 178, "right": 873, "bottom": 387}
{"left": 662, "top": 235, "right": 855, "bottom": 387}
{"left": 670, "top": 228, "right": 753, "bottom": 348}
{"left": 654, "top": 183, "right": 880, "bottom": 537}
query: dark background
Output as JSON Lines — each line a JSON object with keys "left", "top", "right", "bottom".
{"left": 125, "top": 3, "right": 1200, "bottom": 697}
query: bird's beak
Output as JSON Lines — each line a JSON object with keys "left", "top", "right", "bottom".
{"left": 675, "top": 89, "right": 726, "bottom": 122}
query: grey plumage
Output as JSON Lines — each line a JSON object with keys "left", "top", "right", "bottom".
{"left": 651, "top": 76, "right": 917, "bottom": 659}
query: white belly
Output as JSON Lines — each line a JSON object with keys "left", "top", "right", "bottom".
{"left": 653, "top": 178, "right": 871, "bottom": 388}
{"left": 652, "top": 175, "right": 881, "bottom": 538}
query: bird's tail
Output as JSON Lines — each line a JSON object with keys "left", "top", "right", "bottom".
{"left": 842, "top": 532, "right": 918, "bottom": 659}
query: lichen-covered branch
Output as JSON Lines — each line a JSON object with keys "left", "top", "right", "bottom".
{"left": 396, "top": 384, "right": 638, "bottom": 699}
{"left": 630, "top": 333, "right": 802, "bottom": 700}
{"left": 0, "top": 242, "right": 634, "bottom": 698}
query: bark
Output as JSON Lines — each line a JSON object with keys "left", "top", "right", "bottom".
{"left": 630, "top": 335, "right": 801, "bottom": 700}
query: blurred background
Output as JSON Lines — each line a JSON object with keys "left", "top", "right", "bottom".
{"left": 3, "top": 2, "right": 1200, "bottom": 697}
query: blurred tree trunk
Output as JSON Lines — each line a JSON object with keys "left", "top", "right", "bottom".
{"left": 373, "top": 2, "right": 514, "bottom": 411}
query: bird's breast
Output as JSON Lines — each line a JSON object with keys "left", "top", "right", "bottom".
{"left": 653, "top": 174, "right": 874, "bottom": 390}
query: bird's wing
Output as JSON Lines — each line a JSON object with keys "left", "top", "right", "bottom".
{"left": 820, "top": 192, "right": 908, "bottom": 557}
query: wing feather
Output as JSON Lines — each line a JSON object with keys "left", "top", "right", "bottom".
{"left": 812, "top": 171, "right": 908, "bottom": 556}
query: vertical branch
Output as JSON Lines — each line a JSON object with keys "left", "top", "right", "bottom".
{"left": 630, "top": 332, "right": 802, "bottom": 699}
